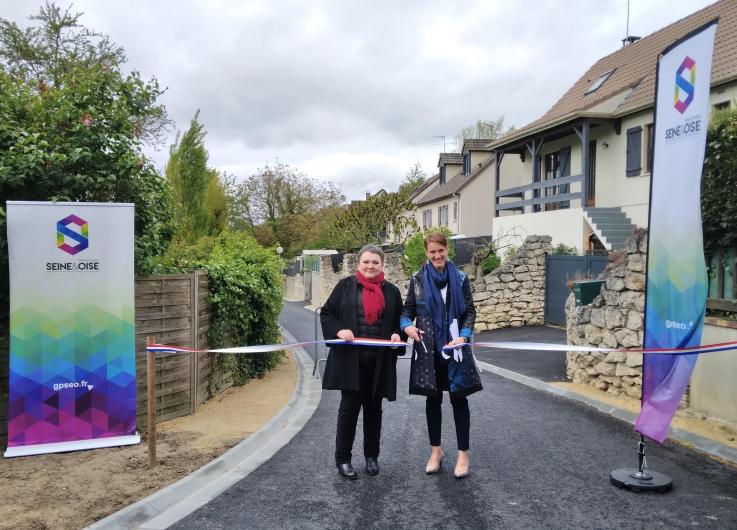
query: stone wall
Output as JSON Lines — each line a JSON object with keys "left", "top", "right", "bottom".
{"left": 565, "top": 231, "right": 653, "bottom": 400}
{"left": 473, "top": 236, "right": 552, "bottom": 331}
{"left": 313, "top": 250, "right": 409, "bottom": 308}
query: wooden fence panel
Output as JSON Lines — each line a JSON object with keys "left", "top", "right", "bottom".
{"left": 1, "top": 270, "right": 219, "bottom": 446}
{"left": 135, "top": 271, "right": 213, "bottom": 428}
{"left": 135, "top": 275, "right": 193, "bottom": 426}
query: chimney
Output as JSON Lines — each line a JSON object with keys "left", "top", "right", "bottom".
{"left": 622, "top": 35, "right": 641, "bottom": 47}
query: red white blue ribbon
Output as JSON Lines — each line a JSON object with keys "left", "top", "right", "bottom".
{"left": 443, "top": 340, "right": 737, "bottom": 356}
{"left": 147, "top": 339, "right": 737, "bottom": 357}
{"left": 147, "top": 338, "right": 408, "bottom": 355}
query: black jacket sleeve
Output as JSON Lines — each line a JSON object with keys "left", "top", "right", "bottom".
{"left": 400, "top": 276, "right": 417, "bottom": 330}
{"left": 392, "top": 287, "right": 408, "bottom": 341}
{"left": 320, "top": 278, "right": 348, "bottom": 340}
{"left": 460, "top": 276, "right": 476, "bottom": 334}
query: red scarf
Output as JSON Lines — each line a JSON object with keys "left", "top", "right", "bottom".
{"left": 356, "top": 271, "right": 385, "bottom": 325}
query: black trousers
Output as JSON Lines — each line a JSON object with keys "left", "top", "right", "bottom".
{"left": 425, "top": 359, "right": 470, "bottom": 451}
{"left": 335, "top": 350, "right": 383, "bottom": 464}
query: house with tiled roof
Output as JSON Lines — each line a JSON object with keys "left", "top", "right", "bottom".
{"left": 412, "top": 140, "right": 496, "bottom": 237}
{"left": 490, "top": 0, "right": 737, "bottom": 252}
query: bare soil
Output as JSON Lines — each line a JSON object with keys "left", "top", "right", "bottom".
{"left": 0, "top": 352, "right": 297, "bottom": 530}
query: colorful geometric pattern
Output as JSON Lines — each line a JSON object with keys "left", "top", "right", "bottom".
{"left": 56, "top": 214, "right": 89, "bottom": 255}
{"left": 7, "top": 305, "right": 136, "bottom": 447}
{"left": 674, "top": 56, "right": 696, "bottom": 114}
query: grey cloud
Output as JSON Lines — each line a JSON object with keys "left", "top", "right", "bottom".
{"left": 1, "top": 0, "right": 715, "bottom": 199}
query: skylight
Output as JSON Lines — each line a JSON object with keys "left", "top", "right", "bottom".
{"left": 585, "top": 69, "right": 616, "bottom": 95}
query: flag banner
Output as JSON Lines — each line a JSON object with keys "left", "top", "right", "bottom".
{"left": 5, "top": 202, "right": 138, "bottom": 457}
{"left": 634, "top": 21, "right": 718, "bottom": 443}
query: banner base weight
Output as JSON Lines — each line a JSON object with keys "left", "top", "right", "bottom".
{"left": 610, "top": 468, "right": 673, "bottom": 493}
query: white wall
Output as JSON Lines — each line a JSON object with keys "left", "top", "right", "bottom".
{"left": 459, "top": 165, "right": 494, "bottom": 237}
{"left": 284, "top": 275, "right": 305, "bottom": 301}
{"left": 470, "top": 150, "right": 490, "bottom": 171}
{"left": 492, "top": 208, "right": 585, "bottom": 251}
{"left": 310, "top": 271, "right": 322, "bottom": 306}
{"left": 690, "top": 323, "right": 737, "bottom": 425}
{"left": 593, "top": 112, "right": 651, "bottom": 227}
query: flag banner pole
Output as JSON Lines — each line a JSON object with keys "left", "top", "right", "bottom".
{"left": 610, "top": 19, "right": 718, "bottom": 493}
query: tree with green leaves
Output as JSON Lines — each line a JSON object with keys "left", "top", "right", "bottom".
{"left": 398, "top": 162, "right": 427, "bottom": 196}
{"left": 702, "top": 104, "right": 737, "bottom": 253}
{"left": 166, "top": 111, "right": 227, "bottom": 241}
{"left": 0, "top": 2, "right": 171, "bottom": 145}
{"left": 0, "top": 2, "right": 175, "bottom": 402}
{"left": 0, "top": 2, "right": 174, "bottom": 276}
{"left": 320, "top": 191, "right": 418, "bottom": 252}
{"left": 228, "top": 162, "right": 344, "bottom": 254}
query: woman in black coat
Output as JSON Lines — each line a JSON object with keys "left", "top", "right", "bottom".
{"left": 320, "top": 244, "right": 405, "bottom": 479}
{"left": 401, "top": 231, "right": 482, "bottom": 479}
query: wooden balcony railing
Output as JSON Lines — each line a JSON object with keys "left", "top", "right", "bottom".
{"left": 495, "top": 173, "right": 584, "bottom": 214}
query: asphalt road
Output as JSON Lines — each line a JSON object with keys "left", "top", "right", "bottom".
{"left": 171, "top": 301, "right": 737, "bottom": 529}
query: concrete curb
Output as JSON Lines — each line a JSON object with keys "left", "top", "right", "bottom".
{"left": 86, "top": 327, "right": 322, "bottom": 530}
{"left": 476, "top": 360, "right": 737, "bottom": 466}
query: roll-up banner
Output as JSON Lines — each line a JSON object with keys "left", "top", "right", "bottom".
{"left": 5, "top": 201, "right": 139, "bottom": 457}
{"left": 634, "top": 21, "right": 717, "bottom": 444}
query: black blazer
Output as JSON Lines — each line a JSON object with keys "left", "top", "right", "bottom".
{"left": 320, "top": 276, "right": 406, "bottom": 400}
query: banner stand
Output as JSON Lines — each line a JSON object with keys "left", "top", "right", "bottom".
{"left": 5, "top": 201, "right": 138, "bottom": 457}
{"left": 609, "top": 436, "right": 672, "bottom": 493}
{"left": 4, "top": 433, "right": 140, "bottom": 458}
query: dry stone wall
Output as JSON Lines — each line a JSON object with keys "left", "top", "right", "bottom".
{"left": 473, "top": 236, "right": 552, "bottom": 331}
{"left": 314, "top": 250, "right": 408, "bottom": 307}
{"left": 564, "top": 231, "right": 661, "bottom": 401}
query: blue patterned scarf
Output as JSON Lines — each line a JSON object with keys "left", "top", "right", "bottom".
{"left": 423, "top": 260, "right": 465, "bottom": 355}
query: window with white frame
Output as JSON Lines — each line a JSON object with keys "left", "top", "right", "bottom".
{"left": 453, "top": 201, "right": 458, "bottom": 222}
{"left": 422, "top": 209, "right": 432, "bottom": 229}
{"left": 437, "top": 205, "right": 449, "bottom": 227}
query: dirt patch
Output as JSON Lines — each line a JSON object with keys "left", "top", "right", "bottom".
{"left": 551, "top": 381, "right": 737, "bottom": 452}
{"left": 0, "top": 352, "right": 297, "bottom": 530}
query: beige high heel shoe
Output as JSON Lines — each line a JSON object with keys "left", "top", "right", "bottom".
{"left": 425, "top": 448, "right": 444, "bottom": 474}
{"left": 454, "top": 451, "right": 470, "bottom": 479}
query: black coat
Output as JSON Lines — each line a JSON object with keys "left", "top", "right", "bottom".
{"left": 401, "top": 267, "right": 483, "bottom": 400}
{"left": 320, "top": 276, "right": 406, "bottom": 400}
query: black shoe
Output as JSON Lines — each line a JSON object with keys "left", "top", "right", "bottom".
{"left": 336, "top": 462, "right": 358, "bottom": 479}
{"left": 365, "top": 457, "right": 379, "bottom": 476}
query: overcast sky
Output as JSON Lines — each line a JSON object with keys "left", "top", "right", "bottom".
{"left": 1, "top": 0, "right": 717, "bottom": 200}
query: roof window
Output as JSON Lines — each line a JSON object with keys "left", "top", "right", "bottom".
{"left": 585, "top": 69, "right": 616, "bottom": 96}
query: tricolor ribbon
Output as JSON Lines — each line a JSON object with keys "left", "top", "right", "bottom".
{"left": 147, "top": 338, "right": 408, "bottom": 355}
{"left": 442, "top": 339, "right": 737, "bottom": 356}
{"left": 147, "top": 339, "right": 737, "bottom": 357}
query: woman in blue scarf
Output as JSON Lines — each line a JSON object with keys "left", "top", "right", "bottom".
{"left": 401, "top": 232, "right": 482, "bottom": 479}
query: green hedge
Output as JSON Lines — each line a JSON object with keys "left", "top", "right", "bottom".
{"left": 153, "top": 231, "right": 285, "bottom": 385}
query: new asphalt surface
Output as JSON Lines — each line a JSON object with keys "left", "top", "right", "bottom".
{"left": 171, "top": 301, "right": 737, "bottom": 529}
